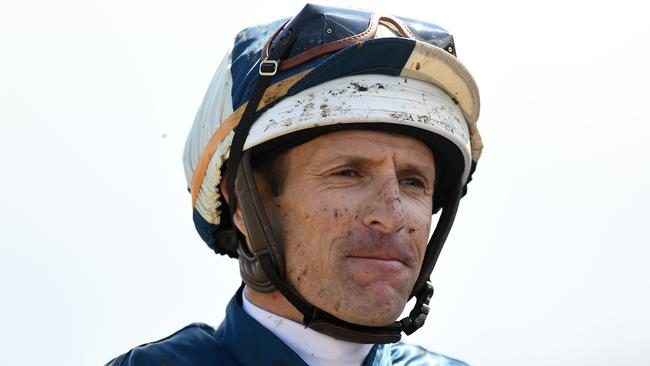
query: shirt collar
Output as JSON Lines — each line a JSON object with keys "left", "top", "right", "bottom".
{"left": 223, "top": 285, "right": 389, "bottom": 366}
{"left": 242, "top": 287, "right": 374, "bottom": 366}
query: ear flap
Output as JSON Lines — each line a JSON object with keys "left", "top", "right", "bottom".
{"left": 234, "top": 151, "right": 285, "bottom": 292}
{"left": 237, "top": 243, "right": 275, "bottom": 292}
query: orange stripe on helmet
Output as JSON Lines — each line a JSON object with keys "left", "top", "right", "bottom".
{"left": 190, "top": 68, "right": 312, "bottom": 208}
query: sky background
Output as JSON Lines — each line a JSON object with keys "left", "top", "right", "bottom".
{"left": 1, "top": 0, "right": 649, "bottom": 365}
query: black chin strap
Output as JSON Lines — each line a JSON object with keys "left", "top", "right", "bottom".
{"left": 226, "top": 25, "right": 296, "bottom": 218}
{"left": 259, "top": 251, "right": 436, "bottom": 343}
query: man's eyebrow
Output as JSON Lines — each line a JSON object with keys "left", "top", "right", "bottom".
{"left": 323, "top": 155, "right": 384, "bottom": 167}
{"left": 399, "top": 162, "right": 435, "bottom": 176}
{"left": 321, "top": 156, "right": 434, "bottom": 176}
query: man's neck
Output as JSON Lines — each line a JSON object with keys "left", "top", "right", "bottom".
{"left": 243, "top": 287, "right": 374, "bottom": 366}
{"left": 244, "top": 284, "right": 304, "bottom": 322}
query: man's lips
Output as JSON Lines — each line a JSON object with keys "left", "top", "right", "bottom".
{"left": 341, "top": 233, "right": 419, "bottom": 269}
{"left": 344, "top": 256, "right": 410, "bottom": 278}
{"left": 348, "top": 254, "right": 403, "bottom": 263}
{"left": 345, "top": 250, "right": 414, "bottom": 267}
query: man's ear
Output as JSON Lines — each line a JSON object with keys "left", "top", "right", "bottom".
{"left": 219, "top": 171, "right": 249, "bottom": 239}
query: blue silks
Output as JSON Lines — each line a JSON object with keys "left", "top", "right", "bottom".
{"left": 107, "top": 288, "right": 468, "bottom": 366}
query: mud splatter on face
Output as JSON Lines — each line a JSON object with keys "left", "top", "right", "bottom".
{"left": 333, "top": 207, "right": 348, "bottom": 218}
{"left": 296, "top": 266, "right": 309, "bottom": 282}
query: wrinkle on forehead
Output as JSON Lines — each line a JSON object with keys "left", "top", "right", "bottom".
{"left": 288, "top": 130, "right": 435, "bottom": 174}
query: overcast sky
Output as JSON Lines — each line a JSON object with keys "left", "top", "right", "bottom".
{"left": 1, "top": 0, "right": 649, "bottom": 365}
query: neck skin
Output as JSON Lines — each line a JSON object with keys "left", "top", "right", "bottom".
{"left": 245, "top": 285, "right": 304, "bottom": 322}
{"left": 243, "top": 287, "right": 374, "bottom": 366}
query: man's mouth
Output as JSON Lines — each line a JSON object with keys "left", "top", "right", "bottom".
{"left": 345, "top": 254, "right": 411, "bottom": 272}
{"left": 346, "top": 247, "right": 414, "bottom": 268}
{"left": 343, "top": 257, "right": 410, "bottom": 284}
{"left": 348, "top": 254, "right": 405, "bottom": 264}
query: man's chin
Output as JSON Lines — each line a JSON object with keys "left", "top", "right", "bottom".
{"left": 332, "top": 282, "right": 410, "bottom": 326}
{"left": 341, "top": 257, "right": 415, "bottom": 291}
{"left": 341, "top": 305, "right": 405, "bottom": 327}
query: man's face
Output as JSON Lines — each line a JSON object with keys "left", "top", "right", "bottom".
{"left": 257, "top": 130, "right": 435, "bottom": 326}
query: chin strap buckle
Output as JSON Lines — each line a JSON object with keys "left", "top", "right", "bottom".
{"left": 401, "top": 281, "right": 434, "bottom": 335}
{"left": 259, "top": 59, "right": 279, "bottom": 76}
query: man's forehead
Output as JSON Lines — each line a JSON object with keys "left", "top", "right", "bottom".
{"left": 312, "top": 130, "right": 430, "bottom": 153}
{"left": 289, "top": 129, "right": 435, "bottom": 168}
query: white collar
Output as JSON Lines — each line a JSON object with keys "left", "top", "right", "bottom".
{"left": 242, "top": 289, "right": 374, "bottom": 366}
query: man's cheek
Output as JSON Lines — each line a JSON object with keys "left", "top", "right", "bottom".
{"left": 307, "top": 206, "right": 346, "bottom": 231}
{"left": 411, "top": 221, "right": 432, "bottom": 263}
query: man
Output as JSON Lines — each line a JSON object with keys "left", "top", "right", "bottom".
{"left": 109, "top": 3, "right": 482, "bottom": 365}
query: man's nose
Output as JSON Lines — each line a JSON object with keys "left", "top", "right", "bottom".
{"left": 362, "top": 176, "right": 406, "bottom": 234}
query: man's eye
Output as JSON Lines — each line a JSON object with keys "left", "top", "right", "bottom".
{"left": 333, "top": 169, "right": 359, "bottom": 177}
{"left": 400, "top": 177, "right": 425, "bottom": 188}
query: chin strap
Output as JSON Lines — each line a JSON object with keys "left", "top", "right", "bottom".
{"left": 226, "top": 23, "right": 296, "bottom": 219}
{"left": 261, "top": 251, "right": 435, "bottom": 343}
